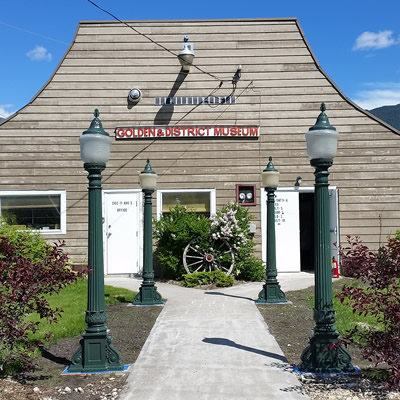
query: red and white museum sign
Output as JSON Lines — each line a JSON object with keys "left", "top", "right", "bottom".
{"left": 114, "top": 125, "right": 259, "bottom": 140}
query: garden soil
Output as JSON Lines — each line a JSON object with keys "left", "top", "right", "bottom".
{"left": 0, "top": 303, "right": 162, "bottom": 400}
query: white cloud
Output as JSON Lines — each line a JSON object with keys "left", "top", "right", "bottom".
{"left": 26, "top": 45, "right": 52, "bottom": 62}
{"left": 352, "top": 82, "right": 400, "bottom": 109}
{"left": 353, "top": 30, "right": 398, "bottom": 50}
{"left": 0, "top": 105, "right": 16, "bottom": 119}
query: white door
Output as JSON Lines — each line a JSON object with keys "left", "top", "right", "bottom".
{"left": 103, "top": 190, "right": 142, "bottom": 275}
{"left": 275, "top": 191, "right": 301, "bottom": 272}
{"left": 262, "top": 187, "right": 339, "bottom": 273}
{"left": 261, "top": 189, "right": 301, "bottom": 273}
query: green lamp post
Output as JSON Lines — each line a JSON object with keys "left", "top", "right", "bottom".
{"left": 69, "top": 109, "right": 123, "bottom": 373}
{"left": 133, "top": 159, "right": 163, "bottom": 305}
{"left": 298, "top": 103, "right": 354, "bottom": 373}
{"left": 256, "top": 157, "right": 288, "bottom": 304}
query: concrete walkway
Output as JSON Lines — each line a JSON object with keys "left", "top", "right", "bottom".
{"left": 105, "top": 273, "right": 315, "bottom": 400}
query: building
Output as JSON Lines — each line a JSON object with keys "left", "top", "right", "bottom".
{"left": 0, "top": 18, "right": 399, "bottom": 275}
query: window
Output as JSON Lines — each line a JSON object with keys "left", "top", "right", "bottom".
{"left": 0, "top": 190, "right": 66, "bottom": 234}
{"left": 157, "top": 189, "right": 216, "bottom": 218}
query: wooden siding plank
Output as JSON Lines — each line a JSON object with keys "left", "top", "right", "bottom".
{"left": 76, "top": 27, "right": 301, "bottom": 37}
{"left": 341, "top": 219, "right": 397, "bottom": 228}
{"left": 74, "top": 35, "right": 306, "bottom": 49}
{"left": 61, "top": 59, "right": 317, "bottom": 73}
{"left": 66, "top": 50, "right": 313, "bottom": 63}
{"left": 71, "top": 43, "right": 311, "bottom": 57}
{"left": 50, "top": 71, "right": 327, "bottom": 82}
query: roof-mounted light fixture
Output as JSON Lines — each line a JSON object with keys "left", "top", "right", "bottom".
{"left": 178, "top": 35, "right": 195, "bottom": 72}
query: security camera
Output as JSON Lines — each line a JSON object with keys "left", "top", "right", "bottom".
{"left": 128, "top": 88, "right": 142, "bottom": 105}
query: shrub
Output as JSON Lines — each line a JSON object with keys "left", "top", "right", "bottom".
{"left": 153, "top": 205, "right": 210, "bottom": 279}
{"left": 236, "top": 256, "right": 265, "bottom": 281}
{"left": 210, "top": 202, "right": 252, "bottom": 250}
{"left": 182, "top": 270, "right": 235, "bottom": 288}
{"left": 339, "top": 235, "right": 375, "bottom": 278}
{"left": 337, "top": 235, "right": 400, "bottom": 387}
{"left": 211, "top": 203, "right": 264, "bottom": 280}
{"left": 0, "top": 221, "right": 49, "bottom": 264}
{"left": 154, "top": 202, "right": 264, "bottom": 281}
{"left": 0, "top": 237, "right": 81, "bottom": 373}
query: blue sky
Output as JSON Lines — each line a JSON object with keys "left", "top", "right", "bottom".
{"left": 1, "top": 0, "right": 399, "bottom": 118}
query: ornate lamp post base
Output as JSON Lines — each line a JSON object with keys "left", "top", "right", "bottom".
{"left": 133, "top": 282, "right": 163, "bottom": 305}
{"left": 69, "top": 326, "right": 124, "bottom": 373}
{"left": 256, "top": 281, "right": 289, "bottom": 304}
{"left": 298, "top": 311, "right": 353, "bottom": 373}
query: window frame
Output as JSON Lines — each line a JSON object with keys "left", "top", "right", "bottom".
{"left": 0, "top": 190, "right": 67, "bottom": 234}
{"left": 156, "top": 188, "right": 216, "bottom": 219}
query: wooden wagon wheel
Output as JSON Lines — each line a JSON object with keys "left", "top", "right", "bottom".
{"left": 183, "top": 238, "right": 235, "bottom": 275}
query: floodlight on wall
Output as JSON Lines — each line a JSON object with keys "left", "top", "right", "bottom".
{"left": 127, "top": 88, "right": 142, "bottom": 106}
{"left": 178, "top": 35, "right": 195, "bottom": 72}
{"left": 295, "top": 176, "right": 302, "bottom": 187}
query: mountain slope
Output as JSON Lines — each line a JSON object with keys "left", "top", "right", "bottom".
{"left": 368, "top": 103, "right": 400, "bottom": 131}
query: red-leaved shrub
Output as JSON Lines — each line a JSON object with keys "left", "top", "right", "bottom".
{"left": 337, "top": 236, "right": 400, "bottom": 387}
{"left": 0, "top": 237, "right": 81, "bottom": 372}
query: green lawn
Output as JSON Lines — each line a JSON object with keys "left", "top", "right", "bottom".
{"left": 307, "top": 278, "right": 380, "bottom": 344}
{"left": 28, "top": 279, "right": 136, "bottom": 344}
{"left": 310, "top": 278, "right": 381, "bottom": 339}
{"left": 334, "top": 297, "right": 380, "bottom": 337}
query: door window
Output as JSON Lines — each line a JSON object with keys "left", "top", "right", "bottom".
{"left": 157, "top": 189, "right": 216, "bottom": 218}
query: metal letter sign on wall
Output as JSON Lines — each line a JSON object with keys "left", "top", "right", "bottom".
{"left": 115, "top": 126, "right": 259, "bottom": 140}
{"left": 154, "top": 96, "right": 237, "bottom": 106}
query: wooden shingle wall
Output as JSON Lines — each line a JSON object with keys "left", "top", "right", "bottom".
{"left": 0, "top": 18, "right": 399, "bottom": 262}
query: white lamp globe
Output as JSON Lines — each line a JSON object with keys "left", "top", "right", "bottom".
{"left": 139, "top": 159, "right": 157, "bottom": 190}
{"left": 305, "top": 103, "right": 339, "bottom": 160}
{"left": 80, "top": 109, "right": 112, "bottom": 164}
{"left": 262, "top": 157, "right": 280, "bottom": 188}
